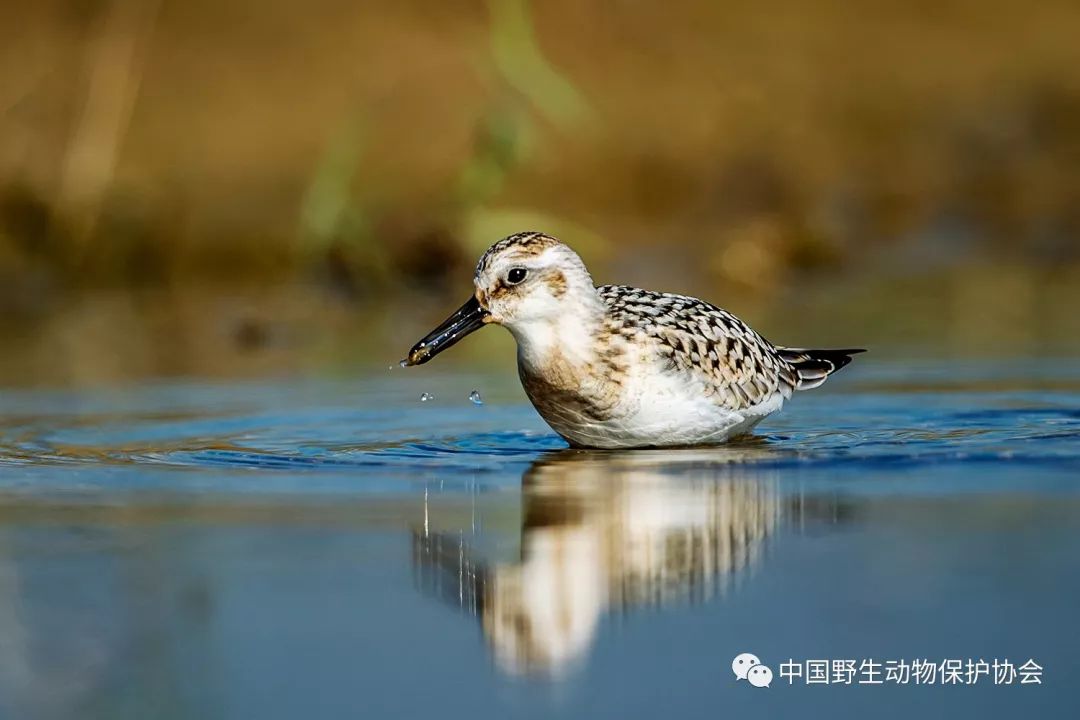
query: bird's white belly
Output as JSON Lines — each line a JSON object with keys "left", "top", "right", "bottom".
{"left": 549, "top": 365, "right": 784, "bottom": 449}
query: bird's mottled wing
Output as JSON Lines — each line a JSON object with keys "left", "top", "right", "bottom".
{"left": 597, "top": 285, "right": 797, "bottom": 410}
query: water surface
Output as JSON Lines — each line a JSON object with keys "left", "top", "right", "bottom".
{"left": 0, "top": 360, "right": 1078, "bottom": 719}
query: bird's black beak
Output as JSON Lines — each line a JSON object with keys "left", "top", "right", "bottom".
{"left": 404, "top": 295, "right": 490, "bottom": 366}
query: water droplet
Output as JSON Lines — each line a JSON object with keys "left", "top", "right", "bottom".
{"left": 398, "top": 359, "right": 408, "bottom": 368}
{"left": 468, "top": 390, "right": 483, "bottom": 406}
{"left": 420, "top": 392, "right": 434, "bottom": 402}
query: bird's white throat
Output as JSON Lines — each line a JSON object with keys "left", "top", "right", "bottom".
{"left": 508, "top": 297, "right": 604, "bottom": 374}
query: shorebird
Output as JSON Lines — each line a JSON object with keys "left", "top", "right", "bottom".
{"left": 404, "top": 231, "right": 863, "bottom": 449}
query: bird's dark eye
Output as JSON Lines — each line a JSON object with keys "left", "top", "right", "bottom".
{"left": 506, "top": 267, "right": 528, "bottom": 285}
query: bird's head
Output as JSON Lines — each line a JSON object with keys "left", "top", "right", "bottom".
{"left": 404, "top": 232, "right": 597, "bottom": 366}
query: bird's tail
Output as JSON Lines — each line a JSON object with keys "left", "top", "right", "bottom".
{"left": 778, "top": 347, "right": 866, "bottom": 391}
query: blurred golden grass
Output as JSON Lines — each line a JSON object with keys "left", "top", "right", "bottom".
{"left": 1, "top": 0, "right": 1079, "bottom": 382}
{"left": 0, "top": 260, "right": 1077, "bottom": 388}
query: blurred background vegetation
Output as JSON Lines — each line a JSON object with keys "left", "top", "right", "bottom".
{"left": 1, "top": 0, "right": 1079, "bottom": 385}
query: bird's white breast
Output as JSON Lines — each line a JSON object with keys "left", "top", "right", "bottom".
{"left": 549, "top": 355, "right": 785, "bottom": 449}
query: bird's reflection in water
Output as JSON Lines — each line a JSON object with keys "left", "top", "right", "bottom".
{"left": 413, "top": 447, "right": 828, "bottom": 676}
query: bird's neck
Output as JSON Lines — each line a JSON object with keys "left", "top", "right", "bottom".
{"left": 510, "top": 296, "right": 605, "bottom": 377}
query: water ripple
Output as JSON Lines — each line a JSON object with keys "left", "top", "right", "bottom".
{"left": 0, "top": 371, "right": 1077, "bottom": 492}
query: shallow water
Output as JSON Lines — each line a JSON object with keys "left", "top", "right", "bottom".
{"left": 0, "top": 360, "right": 1078, "bottom": 719}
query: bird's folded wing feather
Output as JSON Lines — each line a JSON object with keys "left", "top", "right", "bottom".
{"left": 597, "top": 285, "right": 796, "bottom": 410}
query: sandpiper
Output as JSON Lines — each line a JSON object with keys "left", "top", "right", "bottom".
{"left": 404, "top": 231, "right": 863, "bottom": 449}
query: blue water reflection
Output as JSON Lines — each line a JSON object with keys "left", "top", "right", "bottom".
{"left": 0, "top": 361, "right": 1078, "bottom": 718}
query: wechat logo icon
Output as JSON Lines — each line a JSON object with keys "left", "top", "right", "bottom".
{"left": 733, "top": 652, "right": 773, "bottom": 688}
